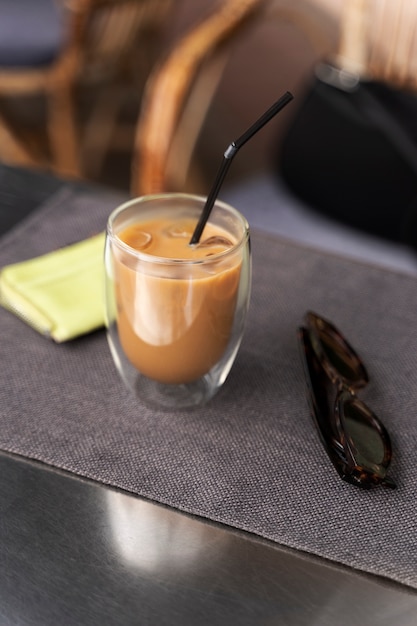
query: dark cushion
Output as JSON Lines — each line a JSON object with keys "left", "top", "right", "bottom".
{"left": 0, "top": 0, "right": 65, "bottom": 68}
{"left": 279, "top": 74, "right": 417, "bottom": 249}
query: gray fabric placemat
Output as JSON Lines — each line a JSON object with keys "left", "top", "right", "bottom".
{"left": 2, "top": 187, "right": 417, "bottom": 589}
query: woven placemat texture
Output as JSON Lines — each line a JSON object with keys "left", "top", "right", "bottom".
{"left": 2, "top": 187, "right": 417, "bottom": 588}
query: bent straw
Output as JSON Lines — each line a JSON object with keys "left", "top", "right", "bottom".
{"left": 189, "top": 91, "right": 294, "bottom": 245}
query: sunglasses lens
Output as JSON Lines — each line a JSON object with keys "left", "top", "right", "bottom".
{"left": 307, "top": 312, "right": 368, "bottom": 385}
{"left": 340, "top": 395, "right": 386, "bottom": 466}
{"left": 317, "top": 330, "right": 362, "bottom": 381}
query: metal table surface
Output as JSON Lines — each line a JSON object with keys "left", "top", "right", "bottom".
{"left": 1, "top": 163, "right": 417, "bottom": 625}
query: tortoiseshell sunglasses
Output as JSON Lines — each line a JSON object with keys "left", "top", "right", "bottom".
{"left": 298, "top": 311, "right": 396, "bottom": 489}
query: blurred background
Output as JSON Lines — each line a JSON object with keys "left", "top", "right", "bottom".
{"left": 1, "top": 0, "right": 416, "bottom": 249}
{"left": 0, "top": 0, "right": 344, "bottom": 194}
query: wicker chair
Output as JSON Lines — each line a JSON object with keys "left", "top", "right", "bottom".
{"left": 132, "top": 0, "right": 417, "bottom": 196}
{"left": 132, "top": 0, "right": 336, "bottom": 196}
{"left": 0, "top": 0, "right": 173, "bottom": 178}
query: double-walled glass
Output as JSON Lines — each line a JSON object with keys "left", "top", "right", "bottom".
{"left": 104, "top": 193, "right": 251, "bottom": 409}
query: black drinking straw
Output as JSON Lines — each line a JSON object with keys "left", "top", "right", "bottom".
{"left": 189, "top": 90, "right": 294, "bottom": 245}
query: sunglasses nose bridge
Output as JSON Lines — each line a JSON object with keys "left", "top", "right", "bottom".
{"left": 312, "top": 340, "right": 368, "bottom": 390}
{"left": 341, "top": 378, "right": 365, "bottom": 395}
{"left": 320, "top": 359, "right": 361, "bottom": 393}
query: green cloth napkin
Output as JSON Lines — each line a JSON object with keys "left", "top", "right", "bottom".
{"left": 0, "top": 233, "right": 105, "bottom": 342}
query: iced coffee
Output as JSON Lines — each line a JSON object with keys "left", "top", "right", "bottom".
{"left": 115, "top": 216, "right": 241, "bottom": 384}
{"left": 105, "top": 194, "right": 251, "bottom": 408}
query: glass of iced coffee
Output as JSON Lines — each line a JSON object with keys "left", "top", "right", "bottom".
{"left": 104, "top": 193, "right": 251, "bottom": 409}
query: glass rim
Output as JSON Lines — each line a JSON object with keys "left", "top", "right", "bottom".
{"left": 106, "top": 192, "right": 250, "bottom": 266}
